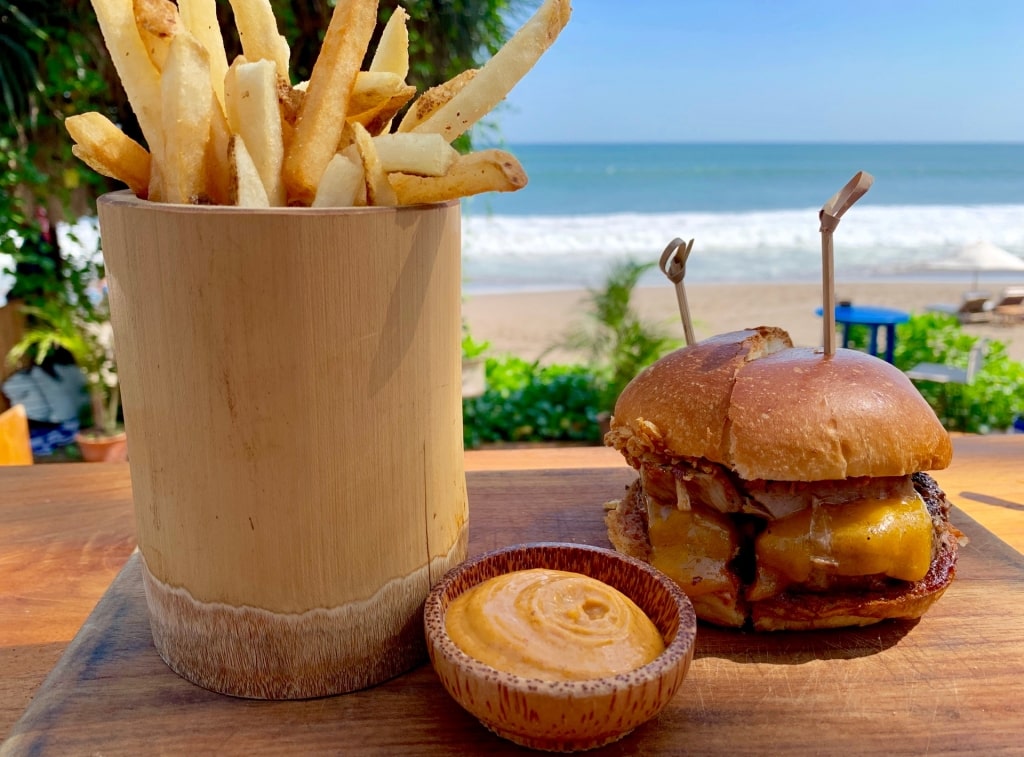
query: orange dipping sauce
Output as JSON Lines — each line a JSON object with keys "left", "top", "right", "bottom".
{"left": 445, "top": 568, "right": 664, "bottom": 682}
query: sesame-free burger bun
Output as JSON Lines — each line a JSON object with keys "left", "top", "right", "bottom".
{"left": 609, "top": 326, "right": 952, "bottom": 481}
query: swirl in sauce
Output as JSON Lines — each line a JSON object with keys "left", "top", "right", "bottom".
{"left": 445, "top": 568, "right": 664, "bottom": 681}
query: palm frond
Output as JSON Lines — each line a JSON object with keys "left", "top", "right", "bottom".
{"left": 0, "top": 1, "right": 48, "bottom": 128}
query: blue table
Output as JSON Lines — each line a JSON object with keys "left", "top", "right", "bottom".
{"left": 814, "top": 305, "right": 910, "bottom": 364}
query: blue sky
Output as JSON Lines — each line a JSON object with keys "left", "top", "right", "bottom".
{"left": 497, "top": 0, "right": 1024, "bottom": 144}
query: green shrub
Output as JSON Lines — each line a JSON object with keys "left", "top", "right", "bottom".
{"left": 840, "top": 323, "right": 870, "bottom": 351}
{"left": 461, "top": 260, "right": 683, "bottom": 448}
{"left": 893, "top": 312, "right": 975, "bottom": 370}
{"left": 462, "top": 311, "right": 1024, "bottom": 446}
{"left": 461, "top": 330, "right": 490, "bottom": 360}
{"left": 895, "top": 313, "right": 1024, "bottom": 433}
{"left": 552, "top": 259, "right": 681, "bottom": 411}
{"left": 462, "top": 356, "right": 603, "bottom": 449}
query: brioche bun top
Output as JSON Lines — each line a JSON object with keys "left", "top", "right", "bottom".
{"left": 607, "top": 326, "right": 952, "bottom": 481}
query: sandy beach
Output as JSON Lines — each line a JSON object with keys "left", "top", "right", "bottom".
{"left": 463, "top": 281, "right": 1024, "bottom": 364}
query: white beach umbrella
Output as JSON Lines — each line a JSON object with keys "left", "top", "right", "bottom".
{"left": 928, "top": 241, "right": 1024, "bottom": 289}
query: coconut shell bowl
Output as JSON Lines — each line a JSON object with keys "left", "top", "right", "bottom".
{"left": 423, "top": 543, "right": 697, "bottom": 752}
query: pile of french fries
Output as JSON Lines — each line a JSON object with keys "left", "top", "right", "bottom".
{"left": 66, "top": 0, "right": 571, "bottom": 208}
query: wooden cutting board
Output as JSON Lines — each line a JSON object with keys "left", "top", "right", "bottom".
{"left": 4, "top": 467, "right": 1023, "bottom": 756}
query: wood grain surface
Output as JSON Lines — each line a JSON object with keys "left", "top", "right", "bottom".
{"left": 0, "top": 464, "right": 136, "bottom": 737}
{"left": 926, "top": 434, "right": 1024, "bottom": 553}
{"left": 4, "top": 459, "right": 1024, "bottom": 756}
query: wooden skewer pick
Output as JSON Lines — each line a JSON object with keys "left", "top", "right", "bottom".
{"left": 819, "top": 171, "right": 874, "bottom": 356}
{"left": 659, "top": 237, "right": 696, "bottom": 346}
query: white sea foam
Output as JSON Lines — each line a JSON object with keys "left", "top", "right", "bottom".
{"left": 12, "top": 210, "right": 1020, "bottom": 299}
{"left": 462, "top": 204, "right": 1024, "bottom": 292}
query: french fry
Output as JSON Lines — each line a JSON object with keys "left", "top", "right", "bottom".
{"left": 205, "top": 92, "right": 233, "bottom": 205}
{"left": 348, "top": 72, "right": 408, "bottom": 114}
{"left": 89, "top": 0, "right": 164, "bottom": 168}
{"left": 312, "top": 153, "right": 364, "bottom": 208}
{"left": 66, "top": 113, "right": 151, "bottom": 197}
{"left": 347, "top": 72, "right": 416, "bottom": 136}
{"left": 369, "top": 7, "right": 409, "bottom": 79}
{"left": 161, "top": 31, "right": 214, "bottom": 203}
{"left": 360, "top": 7, "right": 412, "bottom": 135}
{"left": 298, "top": 71, "right": 414, "bottom": 126}
{"left": 147, "top": 154, "right": 166, "bottom": 201}
{"left": 133, "top": 0, "right": 179, "bottom": 71}
{"left": 278, "top": 77, "right": 304, "bottom": 126}
{"left": 342, "top": 144, "right": 368, "bottom": 206}
{"left": 396, "top": 69, "right": 477, "bottom": 133}
{"left": 409, "top": 0, "right": 570, "bottom": 142}
{"left": 179, "top": 0, "right": 230, "bottom": 109}
{"left": 390, "top": 149, "right": 527, "bottom": 206}
{"left": 358, "top": 90, "right": 416, "bottom": 136}
{"left": 228, "top": 135, "right": 270, "bottom": 207}
{"left": 276, "top": 78, "right": 302, "bottom": 156}
{"left": 226, "top": 0, "right": 290, "bottom": 82}
{"left": 372, "top": 133, "right": 458, "bottom": 177}
{"left": 223, "top": 59, "right": 285, "bottom": 205}
{"left": 79, "top": 0, "right": 570, "bottom": 207}
{"left": 351, "top": 122, "right": 397, "bottom": 206}
{"left": 282, "top": 0, "right": 378, "bottom": 205}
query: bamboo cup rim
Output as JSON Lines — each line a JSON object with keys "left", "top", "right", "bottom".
{"left": 98, "top": 189, "right": 459, "bottom": 215}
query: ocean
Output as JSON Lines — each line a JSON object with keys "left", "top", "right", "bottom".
{"left": 460, "top": 143, "right": 1024, "bottom": 293}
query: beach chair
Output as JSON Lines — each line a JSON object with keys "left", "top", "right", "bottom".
{"left": 989, "top": 286, "right": 1024, "bottom": 324}
{"left": 904, "top": 339, "right": 988, "bottom": 386}
{"left": 925, "top": 291, "right": 993, "bottom": 324}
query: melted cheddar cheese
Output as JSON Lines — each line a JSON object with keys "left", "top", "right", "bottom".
{"left": 755, "top": 492, "right": 934, "bottom": 586}
{"left": 647, "top": 501, "right": 741, "bottom": 598}
{"left": 647, "top": 484, "right": 935, "bottom": 605}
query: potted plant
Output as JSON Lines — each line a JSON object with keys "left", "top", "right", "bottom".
{"left": 6, "top": 280, "right": 124, "bottom": 462}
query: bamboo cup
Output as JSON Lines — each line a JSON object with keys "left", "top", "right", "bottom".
{"left": 98, "top": 191, "right": 468, "bottom": 699}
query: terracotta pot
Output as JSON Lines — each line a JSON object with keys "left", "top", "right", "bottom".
{"left": 75, "top": 431, "right": 128, "bottom": 463}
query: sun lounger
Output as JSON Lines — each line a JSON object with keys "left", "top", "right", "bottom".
{"left": 989, "top": 287, "right": 1024, "bottom": 325}
{"left": 926, "top": 291, "right": 993, "bottom": 324}
{"left": 990, "top": 286, "right": 1024, "bottom": 307}
{"left": 905, "top": 339, "right": 988, "bottom": 386}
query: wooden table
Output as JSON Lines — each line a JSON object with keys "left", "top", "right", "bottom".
{"left": 2, "top": 437, "right": 1023, "bottom": 754}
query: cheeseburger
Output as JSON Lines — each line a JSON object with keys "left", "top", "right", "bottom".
{"left": 604, "top": 326, "right": 961, "bottom": 631}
